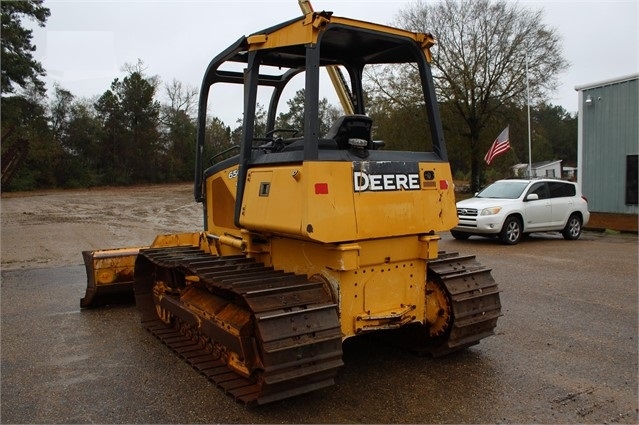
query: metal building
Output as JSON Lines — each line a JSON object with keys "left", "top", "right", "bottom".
{"left": 575, "top": 73, "right": 638, "bottom": 231}
{"left": 511, "top": 160, "right": 563, "bottom": 178}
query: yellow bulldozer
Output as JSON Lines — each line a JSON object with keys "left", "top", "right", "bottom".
{"left": 81, "top": 4, "right": 501, "bottom": 405}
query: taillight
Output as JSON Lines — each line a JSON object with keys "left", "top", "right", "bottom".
{"left": 581, "top": 195, "right": 588, "bottom": 203}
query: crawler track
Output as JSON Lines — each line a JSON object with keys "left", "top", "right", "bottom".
{"left": 424, "top": 251, "right": 501, "bottom": 356}
{"left": 134, "top": 246, "right": 343, "bottom": 405}
{"left": 381, "top": 251, "right": 501, "bottom": 356}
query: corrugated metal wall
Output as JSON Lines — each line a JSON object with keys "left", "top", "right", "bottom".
{"left": 581, "top": 77, "right": 638, "bottom": 214}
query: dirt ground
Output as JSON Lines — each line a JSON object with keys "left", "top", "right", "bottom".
{"left": 1, "top": 184, "right": 637, "bottom": 424}
{"left": 1, "top": 183, "right": 202, "bottom": 271}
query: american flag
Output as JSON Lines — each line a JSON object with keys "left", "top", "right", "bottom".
{"left": 484, "top": 126, "right": 511, "bottom": 165}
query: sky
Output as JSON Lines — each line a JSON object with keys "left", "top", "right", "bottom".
{"left": 26, "top": 0, "right": 638, "bottom": 124}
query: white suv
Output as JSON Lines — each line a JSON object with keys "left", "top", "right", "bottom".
{"left": 452, "top": 178, "right": 590, "bottom": 245}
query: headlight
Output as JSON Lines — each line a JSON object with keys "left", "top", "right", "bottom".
{"left": 480, "top": 206, "right": 502, "bottom": 216}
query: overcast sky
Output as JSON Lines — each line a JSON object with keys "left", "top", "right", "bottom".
{"left": 27, "top": 0, "right": 638, "bottom": 123}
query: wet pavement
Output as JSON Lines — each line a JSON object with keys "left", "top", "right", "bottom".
{"left": 1, "top": 231, "right": 638, "bottom": 424}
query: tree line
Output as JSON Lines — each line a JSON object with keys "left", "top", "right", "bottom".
{"left": 2, "top": 0, "right": 577, "bottom": 193}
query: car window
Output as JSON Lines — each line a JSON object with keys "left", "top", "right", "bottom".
{"left": 548, "top": 181, "right": 576, "bottom": 198}
{"left": 477, "top": 181, "right": 529, "bottom": 199}
{"left": 528, "top": 182, "right": 549, "bottom": 199}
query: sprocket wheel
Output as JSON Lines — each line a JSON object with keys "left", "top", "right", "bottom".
{"left": 425, "top": 278, "right": 452, "bottom": 338}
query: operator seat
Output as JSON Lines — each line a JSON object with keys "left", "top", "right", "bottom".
{"left": 325, "top": 115, "right": 373, "bottom": 150}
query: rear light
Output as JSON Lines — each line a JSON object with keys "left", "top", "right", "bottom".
{"left": 581, "top": 195, "right": 588, "bottom": 203}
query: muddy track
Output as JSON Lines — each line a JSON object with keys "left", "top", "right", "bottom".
{"left": 134, "top": 246, "right": 344, "bottom": 405}
{"left": 427, "top": 252, "right": 502, "bottom": 355}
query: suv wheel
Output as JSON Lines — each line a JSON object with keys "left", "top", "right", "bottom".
{"left": 500, "top": 216, "right": 522, "bottom": 245}
{"left": 562, "top": 214, "right": 582, "bottom": 240}
{"left": 450, "top": 230, "right": 470, "bottom": 240}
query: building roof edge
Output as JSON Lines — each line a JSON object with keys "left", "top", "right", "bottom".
{"left": 575, "top": 73, "right": 639, "bottom": 91}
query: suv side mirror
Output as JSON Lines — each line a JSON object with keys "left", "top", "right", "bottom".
{"left": 526, "top": 193, "right": 539, "bottom": 201}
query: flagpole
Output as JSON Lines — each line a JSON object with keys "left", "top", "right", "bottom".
{"left": 525, "top": 46, "right": 532, "bottom": 177}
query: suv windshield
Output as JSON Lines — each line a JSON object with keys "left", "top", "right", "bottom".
{"left": 477, "top": 181, "right": 529, "bottom": 199}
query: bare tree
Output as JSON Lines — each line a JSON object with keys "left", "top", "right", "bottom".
{"left": 158, "top": 79, "right": 199, "bottom": 181}
{"left": 394, "top": 0, "right": 568, "bottom": 190}
{"left": 121, "top": 59, "right": 161, "bottom": 91}
{"left": 164, "top": 79, "right": 198, "bottom": 118}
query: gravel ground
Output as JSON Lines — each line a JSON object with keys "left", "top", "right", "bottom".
{"left": 1, "top": 184, "right": 637, "bottom": 424}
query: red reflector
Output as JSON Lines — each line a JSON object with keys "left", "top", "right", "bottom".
{"left": 315, "top": 183, "right": 329, "bottom": 194}
{"left": 439, "top": 180, "right": 449, "bottom": 190}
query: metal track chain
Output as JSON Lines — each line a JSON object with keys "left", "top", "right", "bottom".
{"left": 135, "top": 246, "right": 343, "bottom": 405}
{"left": 426, "top": 251, "right": 501, "bottom": 356}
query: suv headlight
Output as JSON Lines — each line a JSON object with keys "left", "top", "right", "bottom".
{"left": 480, "top": 206, "right": 502, "bottom": 216}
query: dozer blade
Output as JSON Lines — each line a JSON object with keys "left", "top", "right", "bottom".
{"left": 81, "top": 247, "right": 145, "bottom": 308}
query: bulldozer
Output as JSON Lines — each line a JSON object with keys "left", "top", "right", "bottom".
{"left": 81, "top": 4, "right": 501, "bottom": 405}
